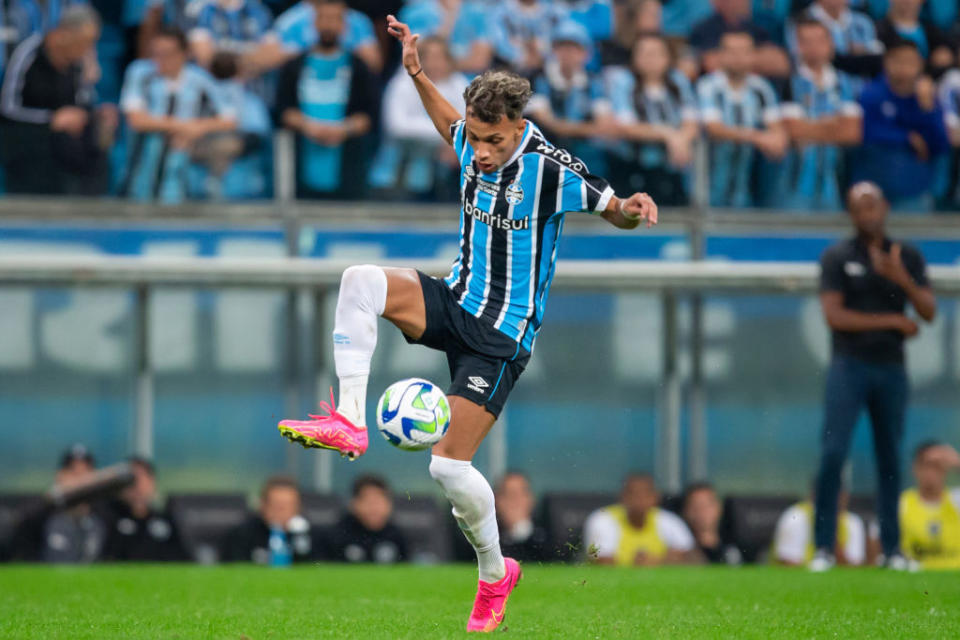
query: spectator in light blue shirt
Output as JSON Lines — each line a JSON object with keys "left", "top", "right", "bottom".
{"left": 780, "top": 18, "right": 862, "bottom": 211}
{"left": 397, "top": 0, "right": 492, "bottom": 75}
{"left": 526, "top": 21, "right": 610, "bottom": 175}
{"left": 935, "top": 66, "right": 960, "bottom": 208}
{"left": 854, "top": 39, "right": 949, "bottom": 211}
{"left": 787, "top": 0, "right": 883, "bottom": 81}
{"left": 244, "top": 0, "right": 381, "bottom": 75}
{"left": 606, "top": 33, "right": 698, "bottom": 205}
{"left": 488, "top": 0, "right": 569, "bottom": 74}
{"left": 186, "top": 0, "right": 274, "bottom": 68}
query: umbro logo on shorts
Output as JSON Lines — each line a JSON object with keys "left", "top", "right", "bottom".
{"left": 467, "top": 376, "right": 489, "bottom": 394}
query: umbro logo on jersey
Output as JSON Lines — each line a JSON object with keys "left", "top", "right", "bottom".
{"left": 467, "top": 376, "right": 489, "bottom": 393}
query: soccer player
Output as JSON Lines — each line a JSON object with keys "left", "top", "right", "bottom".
{"left": 276, "top": 14, "right": 657, "bottom": 632}
{"left": 900, "top": 441, "right": 960, "bottom": 569}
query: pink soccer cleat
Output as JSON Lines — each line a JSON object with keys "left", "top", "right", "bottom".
{"left": 466, "top": 557, "right": 522, "bottom": 632}
{"left": 277, "top": 389, "right": 368, "bottom": 460}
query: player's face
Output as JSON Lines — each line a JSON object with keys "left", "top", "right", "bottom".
{"left": 622, "top": 478, "right": 658, "bottom": 520}
{"left": 351, "top": 486, "right": 392, "bottom": 532}
{"left": 683, "top": 488, "right": 720, "bottom": 531}
{"left": 151, "top": 36, "right": 187, "bottom": 77}
{"left": 262, "top": 486, "right": 301, "bottom": 528}
{"left": 914, "top": 451, "right": 947, "bottom": 494}
{"left": 314, "top": 3, "right": 345, "bottom": 48}
{"left": 719, "top": 34, "right": 755, "bottom": 77}
{"left": 553, "top": 42, "right": 588, "bottom": 74}
{"left": 496, "top": 474, "right": 535, "bottom": 525}
{"left": 632, "top": 38, "right": 670, "bottom": 81}
{"left": 465, "top": 109, "right": 527, "bottom": 174}
{"left": 848, "top": 192, "right": 887, "bottom": 237}
{"left": 796, "top": 24, "right": 833, "bottom": 68}
{"left": 884, "top": 48, "right": 923, "bottom": 89}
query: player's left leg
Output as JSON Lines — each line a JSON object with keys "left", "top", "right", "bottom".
{"left": 430, "top": 396, "right": 522, "bottom": 632}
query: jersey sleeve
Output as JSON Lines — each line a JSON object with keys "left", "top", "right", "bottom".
{"left": 450, "top": 118, "right": 467, "bottom": 157}
{"left": 583, "top": 510, "right": 620, "bottom": 560}
{"left": 119, "top": 61, "right": 150, "bottom": 113}
{"left": 902, "top": 244, "right": 930, "bottom": 288}
{"left": 819, "top": 246, "right": 845, "bottom": 293}
{"left": 271, "top": 6, "right": 314, "bottom": 54}
{"left": 655, "top": 510, "right": 695, "bottom": 552}
{"left": 772, "top": 505, "right": 809, "bottom": 565}
{"left": 557, "top": 155, "right": 614, "bottom": 214}
{"left": 697, "top": 76, "right": 721, "bottom": 124}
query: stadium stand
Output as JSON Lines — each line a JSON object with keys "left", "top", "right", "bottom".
{"left": 720, "top": 495, "right": 797, "bottom": 563}
{"left": 390, "top": 495, "right": 452, "bottom": 563}
{"left": 0, "top": 494, "right": 43, "bottom": 560}
{"left": 299, "top": 492, "right": 344, "bottom": 529}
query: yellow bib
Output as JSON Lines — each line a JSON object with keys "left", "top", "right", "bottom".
{"left": 900, "top": 489, "right": 960, "bottom": 569}
{"left": 606, "top": 505, "right": 667, "bottom": 567}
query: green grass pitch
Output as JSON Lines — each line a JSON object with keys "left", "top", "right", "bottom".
{"left": 1, "top": 564, "right": 958, "bottom": 639}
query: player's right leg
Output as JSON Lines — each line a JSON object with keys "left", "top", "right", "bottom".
{"left": 277, "top": 265, "right": 425, "bottom": 459}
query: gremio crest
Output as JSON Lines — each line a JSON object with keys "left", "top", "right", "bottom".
{"left": 505, "top": 181, "right": 524, "bottom": 205}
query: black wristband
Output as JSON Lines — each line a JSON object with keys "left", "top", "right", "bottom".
{"left": 409, "top": 67, "right": 423, "bottom": 78}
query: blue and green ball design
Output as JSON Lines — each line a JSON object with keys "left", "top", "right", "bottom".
{"left": 376, "top": 378, "right": 451, "bottom": 451}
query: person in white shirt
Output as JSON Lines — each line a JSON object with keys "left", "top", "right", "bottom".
{"left": 583, "top": 473, "right": 698, "bottom": 566}
{"left": 369, "top": 35, "right": 468, "bottom": 197}
{"left": 773, "top": 488, "right": 866, "bottom": 566}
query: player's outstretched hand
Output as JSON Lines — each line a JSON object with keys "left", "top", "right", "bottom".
{"left": 386, "top": 15, "right": 422, "bottom": 76}
{"left": 622, "top": 192, "right": 658, "bottom": 228}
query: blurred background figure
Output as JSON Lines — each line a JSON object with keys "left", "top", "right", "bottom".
{"left": 584, "top": 473, "right": 698, "bottom": 566}
{"left": 494, "top": 471, "right": 551, "bottom": 563}
{"left": 813, "top": 181, "right": 936, "bottom": 572}
{"left": 221, "top": 475, "right": 318, "bottom": 564}
{"left": 601, "top": 0, "right": 662, "bottom": 67}
{"left": 185, "top": 0, "right": 274, "bottom": 70}
{"left": 854, "top": 40, "right": 948, "bottom": 211}
{"left": 488, "top": 0, "right": 569, "bottom": 74}
{"left": 876, "top": 0, "right": 954, "bottom": 76}
{"left": 900, "top": 441, "right": 960, "bottom": 569}
{"left": 276, "top": 0, "right": 376, "bottom": 198}
{"left": 0, "top": 5, "right": 115, "bottom": 195}
{"left": 773, "top": 487, "right": 866, "bottom": 566}
{"left": 526, "top": 21, "right": 609, "bottom": 177}
{"left": 118, "top": 26, "right": 237, "bottom": 203}
{"left": 10, "top": 445, "right": 108, "bottom": 563}
{"left": 689, "top": 0, "right": 790, "bottom": 78}
{"left": 605, "top": 33, "right": 698, "bottom": 206}
{"left": 102, "top": 457, "right": 186, "bottom": 562}
{"left": 326, "top": 475, "right": 408, "bottom": 563}
{"left": 697, "top": 30, "right": 787, "bottom": 208}
{"left": 682, "top": 482, "right": 742, "bottom": 565}
{"left": 936, "top": 63, "right": 960, "bottom": 209}
{"left": 780, "top": 17, "right": 862, "bottom": 211}
{"left": 249, "top": 0, "right": 381, "bottom": 75}
{"left": 787, "top": 0, "right": 883, "bottom": 82}
{"left": 369, "top": 35, "right": 466, "bottom": 200}
{"left": 396, "top": 0, "right": 493, "bottom": 75}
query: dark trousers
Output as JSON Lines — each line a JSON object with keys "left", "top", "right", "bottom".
{"left": 814, "top": 355, "right": 908, "bottom": 557}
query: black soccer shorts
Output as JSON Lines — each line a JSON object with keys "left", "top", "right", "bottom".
{"left": 403, "top": 271, "right": 530, "bottom": 417}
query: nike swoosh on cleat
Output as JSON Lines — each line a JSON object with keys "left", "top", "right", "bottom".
{"left": 491, "top": 607, "right": 505, "bottom": 624}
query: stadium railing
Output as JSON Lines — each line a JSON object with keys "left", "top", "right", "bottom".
{"left": 2, "top": 254, "right": 960, "bottom": 494}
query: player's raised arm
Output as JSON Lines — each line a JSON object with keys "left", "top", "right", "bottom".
{"left": 386, "top": 14, "right": 462, "bottom": 145}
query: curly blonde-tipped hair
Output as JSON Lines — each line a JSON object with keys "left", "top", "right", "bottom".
{"left": 463, "top": 70, "right": 533, "bottom": 123}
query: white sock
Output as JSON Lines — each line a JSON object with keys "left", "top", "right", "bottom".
{"left": 429, "top": 455, "right": 506, "bottom": 582}
{"left": 332, "top": 265, "right": 387, "bottom": 427}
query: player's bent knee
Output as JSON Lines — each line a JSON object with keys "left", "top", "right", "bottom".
{"left": 338, "top": 264, "right": 387, "bottom": 315}
{"left": 429, "top": 454, "right": 466, "bottom": 483}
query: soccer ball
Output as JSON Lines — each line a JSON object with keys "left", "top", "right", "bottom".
{"left": 376, "top": 378, "right": 451, "bottom": 451}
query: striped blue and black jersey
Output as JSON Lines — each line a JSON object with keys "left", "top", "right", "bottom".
{"left": 444, "top": 119, "right": 614, "bottom": 353}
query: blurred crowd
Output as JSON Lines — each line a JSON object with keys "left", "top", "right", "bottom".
{"left": 3, "top": 0, "right": 960, "bottom": 209}
{"left": 3, "top": 441, "right": 958, "bottom": 568}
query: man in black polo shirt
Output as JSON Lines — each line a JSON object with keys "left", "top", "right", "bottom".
{"left": 811, "top": 181, "right": 937, "bottom": 571}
